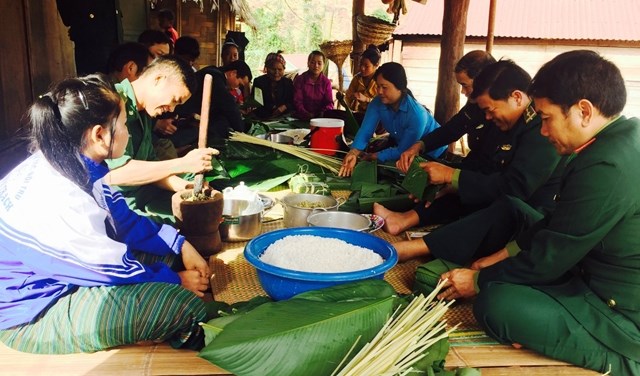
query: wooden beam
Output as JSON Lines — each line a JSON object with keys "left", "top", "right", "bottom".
{"left": 486, "top": 0, "right": 497, "bottom": 53}
{"left": 351, "top": 0, "right": 365, "bottom": 76}
{"left": 434, "top": 0, "right": 470, "bottom": 126}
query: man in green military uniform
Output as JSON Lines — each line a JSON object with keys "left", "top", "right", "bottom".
{"left": 427, "top": 50, "right": 640, "bottom": 375}
{"left": 379, "top": 60, "right": 565, "bottom": 259}
{"left": 105, "top": 56, "right": 217, "bottom": 223}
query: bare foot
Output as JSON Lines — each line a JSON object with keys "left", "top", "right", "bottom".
{"left": 512, "top": 343, "right": 523, "bottom": 349}
{"left": 373, "top": 202, "right": 420, "bottom": 236}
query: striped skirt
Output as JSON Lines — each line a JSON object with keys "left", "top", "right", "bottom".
{"left": 0, "top": 252, "right": 207, "bottom": 354}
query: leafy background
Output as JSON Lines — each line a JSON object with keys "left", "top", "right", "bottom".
{"left": 242, "top": 0, "right": 392, "bottom": 77}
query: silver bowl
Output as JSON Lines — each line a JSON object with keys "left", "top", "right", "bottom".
{"left": 269, "top": 133, "right": 294, "bottom": 144}
{"left": 307, "top": 211, "right": 372, "bottom": 232}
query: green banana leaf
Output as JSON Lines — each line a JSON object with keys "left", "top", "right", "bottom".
{"left": 247, "top": 172, "right": 296, "bottom": 191}
{"left": 213, "top": 155, "right": 328, "bottom": 191}
{"left": 223, "top": 140, "right": 278, "bottom": 160}
{"left": 291, "top": 278, "right": 395, "bottom": 302}
{"left": 360, "top": 182, "right": 391, "bottom": 198}
{"left": 357, "top": 194, "right": 416, "bottom": 214}
{"left": 411, "top": 336, "right": 450, "bottom": 375}
{"left": 246, "top": 121, "right": 270, "bottom": 137}
{"left": 401, "top": 156, "right": 442, "bottom": 202}
{"left": 199, "top": 280, "right": 398, "bottom": 376}
{"left": 335, "top": 93, "right": 360, "bottom": 137}
{"left": 401, "top": 156, "right": 429, "bottom": 198}
{"left": 350, "top": 160, "right": 377, "bottom": 191}
{"left": 203, "top": 296, "right": 273, "bottom": 346}
{"left": 414, "top": 259, "right": 462, "bottom": 296}
{"left": 311, "top": 173, "right": 352, "bottom": 191}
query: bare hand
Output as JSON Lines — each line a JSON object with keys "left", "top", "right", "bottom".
{"left": 178, "top": 270, "right": 209, "bottom": 297}
{"left": 420, "top": 162, "right": 455, "bottom": 185}
{"left": 437, "top": 268, "right": 478, "bottom": 300}
{"left": 470, "top": 248, "right": 509, "bottom": 270}
{"left": 271, "top": 105, "right": 287, "bottom": 118}
{"left": 339, "top": 151, "right": 360, "bottom": 177}
{"left": 154, "top": 118, "right": 178, "bottom": 135}
{"left": 181, "top": 241, "right": 210, "bottom": 279}
{"left": 354, "top": 92, "right": 370, "bottom": 103}
{"left": 241, "top": 107, "right": 255, "bottom": 116}
{"left": 396, "top": 142, "right": 422, "bottom": 172}
{"left": 180, "top": 147, "right": 219, "bottom": 173}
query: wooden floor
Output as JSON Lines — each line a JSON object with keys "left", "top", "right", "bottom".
{"left": 0, "top": 341, "right": 600, "bottom": 375}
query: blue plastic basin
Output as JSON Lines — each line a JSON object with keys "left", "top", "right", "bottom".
{"left": 244, "top": 227, "right": 398, "bottom": 300}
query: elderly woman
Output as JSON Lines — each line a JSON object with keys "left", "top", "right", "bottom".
{"left": 251, "top": 51, "right": 294, "bottom": 119}
{"left": 339, "top": 62, "right": 446, "bottom": 177}
{"left": 0, "top": 74, "right": 211, "bottom": 353}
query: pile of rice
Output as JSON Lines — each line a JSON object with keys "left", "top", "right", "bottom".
{"left": 259, "top": 235, "right": 384, "bottom": 273}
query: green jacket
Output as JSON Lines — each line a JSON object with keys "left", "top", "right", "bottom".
{"left": 453, "top": 103, "right": 565, "bottom": 212}
{"left": 479, "top": 116, "right": 640, "bottom": 361}
{"left": 106, "top": 79, "right": 157, "bottom": 192}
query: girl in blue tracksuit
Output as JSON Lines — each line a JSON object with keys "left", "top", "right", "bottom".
{"left": 0, "top": 74, "right": 212, "bottom": 353}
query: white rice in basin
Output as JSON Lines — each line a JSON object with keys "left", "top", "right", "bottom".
{"left": 259, "top": 235, "right": 384, "bottom": 273}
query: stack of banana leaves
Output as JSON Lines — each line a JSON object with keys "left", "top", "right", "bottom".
{"left": 207, "top": 119, "right": 438, "bottom": 212}
{"left": 339, "top": 158, "right": 440, "bottom": 214}
{"left": 198, "top": 280, "right": 479, "bottom": 376}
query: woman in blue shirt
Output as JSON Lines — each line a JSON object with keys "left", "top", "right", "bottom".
{"left": 339, "top": 62, "right": 445, "bottom": 176}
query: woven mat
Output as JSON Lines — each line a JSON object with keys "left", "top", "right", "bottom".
{"left": 210, "top": 218, "right": 422, "bottom": 301}
{"left": 209, "top": 203, "right": 492, "bottom": 347}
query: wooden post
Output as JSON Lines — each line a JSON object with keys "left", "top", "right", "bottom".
{"left": 434, "top": 0, "right": 470, "bottom": 128}
{"left": 351, "top": 0, "right": 365, "bottom": 76}
{"left": 486, "top": 0, "right": 497, "bottom": 54}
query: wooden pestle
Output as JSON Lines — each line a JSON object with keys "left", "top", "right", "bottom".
{"left": 193, "top": 73, "right": 213, "bottom": 195}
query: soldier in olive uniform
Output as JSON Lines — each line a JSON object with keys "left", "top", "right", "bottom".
{"left": 378, "top": 60, "right": 565, "bottom": 239}
{"left": 396, "top": 50, "right": 497, "bottom": 174}
{"left": 427, "top": 50, "right": 640, "bottom": 375}
{"left": 105, "top": 57, "right": 216, "bottom": 223}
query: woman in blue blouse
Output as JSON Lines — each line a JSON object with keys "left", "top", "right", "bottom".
{"left": 339, "top": 62, "right": 445, "bottom": 177}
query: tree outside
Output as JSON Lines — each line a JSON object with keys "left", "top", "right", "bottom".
{"left": 241, "top": 0, "right": 392, "bottom": 78}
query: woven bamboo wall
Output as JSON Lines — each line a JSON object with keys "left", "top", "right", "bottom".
{"left": 180, "top": 1, "right": 238, "bottom": 68}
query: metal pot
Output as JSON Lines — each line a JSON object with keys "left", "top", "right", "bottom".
{"left": 219, "top": 195, "right": 274, "bottom": 241}
{"left": 280, "top": 193, "right": 345, "bottom": 228}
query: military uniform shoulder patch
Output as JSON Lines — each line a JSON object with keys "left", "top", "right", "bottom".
{"left": 524, "top": 102, "right": 537, "bottom": 124}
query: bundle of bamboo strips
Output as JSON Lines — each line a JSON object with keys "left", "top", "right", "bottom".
{"left": 333, "top": 280, "right": 458, "bottom": 375}
{"left": 229, "top": 132, "right": 343, "bottom": 174}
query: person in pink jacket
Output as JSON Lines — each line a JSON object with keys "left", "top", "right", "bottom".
{"left": 293, "top": 50, "right": 334, "bottom": 120}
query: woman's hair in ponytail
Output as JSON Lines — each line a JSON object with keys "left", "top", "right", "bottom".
{"left": 361, "top": 44, "right": 382, "bottom": 66}
{"left": 29, "top": 74, "right": 121, "bottom": 192}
